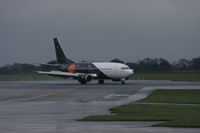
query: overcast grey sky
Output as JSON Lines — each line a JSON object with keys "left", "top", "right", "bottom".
{"left": 0, "top": 0, "right": 200, "bottom": 65}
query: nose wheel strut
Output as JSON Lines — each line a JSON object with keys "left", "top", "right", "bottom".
{"left": 121, "top": 79, "right": 125, "bottom": 85}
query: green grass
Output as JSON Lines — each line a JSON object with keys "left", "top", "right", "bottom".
{"left": 81, "top": 89, "right": 200, "bottom": 128}
{"left": 82, "top": 104, "right": 200, "bottom": 127}
{"left": 0, "top": 74, "right": 64, "bottom": 81}
{"left": 0, "top": 72, "right": 200, "bottom": 81}
{"left": 132, "top": 72, "right": 200, "bottom": 81}
{"left": 142, "top": 89, "right": 200, "bottom": 104}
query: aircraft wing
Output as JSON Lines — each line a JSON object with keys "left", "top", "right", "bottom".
{"left": 33, "top": 63, "right": 64, "bottom": 67}
{"left": 36, "top": 71, "right": 97, "bottom": 78}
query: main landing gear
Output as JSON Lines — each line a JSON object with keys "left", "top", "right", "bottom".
{"left": 79, "top": 80, "right": 87, "bottom": 84}
{"left": 79, "top": 79, "right": 125, "bottom": 85}
{"left": 98, "top": 79, "right": 104, "bottom": 84}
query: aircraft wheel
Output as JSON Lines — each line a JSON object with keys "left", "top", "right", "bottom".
{"left": 79, "top": 80, "right": 87, "bottom": 84}
{"left": 98, "top": 79, "right": 104, "bottom": 84}
{"left": 121, "top": 80, "right": 125, "bottom": 85}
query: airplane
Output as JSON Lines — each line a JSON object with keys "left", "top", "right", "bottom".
{"left": 37, "top": 38, "right": 134, "bottom": 84}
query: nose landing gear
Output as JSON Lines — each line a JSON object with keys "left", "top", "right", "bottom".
{"left": 121, "top": 79, "right": 125, "bottom": 85}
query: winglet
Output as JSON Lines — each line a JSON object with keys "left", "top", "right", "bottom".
{"left": 53, "top": 38, "right": 74, "bottom": 64}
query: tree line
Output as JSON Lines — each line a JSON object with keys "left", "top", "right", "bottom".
{"left": 111, "top": 57, "right": 200, "bottom": 72}
{"left": 0, "top": 57, "right": 200, "bottom": 74}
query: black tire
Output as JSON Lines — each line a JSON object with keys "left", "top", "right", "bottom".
{"left": 121, "top": 80, "right": 125, "bottom": 85}
{"left": 98, "top": 79, "right": 104, "bottom": 84}
{"left": 79, "top": 80, "right": 87, "bottom": 84}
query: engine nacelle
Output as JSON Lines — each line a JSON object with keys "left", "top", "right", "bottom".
{"left": 85, "top": 74, "right": 92, "bottom": 82}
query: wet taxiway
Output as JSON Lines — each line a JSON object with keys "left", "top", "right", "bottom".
{"left": 0, "top": 80, "right": 200, "bottom": 133}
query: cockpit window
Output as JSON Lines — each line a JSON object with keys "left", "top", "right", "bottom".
{"left": 121, "top": 67, "right": 129, "bottom": 70}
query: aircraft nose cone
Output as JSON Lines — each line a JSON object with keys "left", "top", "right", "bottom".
{"left": 127, "top": 69, "right": 134, "bottom": 76}
{"left": 130, "top": 69, "right": 134, "bottom": 75}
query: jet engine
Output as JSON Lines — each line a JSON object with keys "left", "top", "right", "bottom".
{"left": 78, "top": 74, "right": 97, "bottom": 84}
{"left": 84, "top": 74, "right": 92, "bottom": 82}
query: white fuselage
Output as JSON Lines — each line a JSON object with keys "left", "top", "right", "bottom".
{"left": 93, "top": 62, "right": 134, "bottom": 80}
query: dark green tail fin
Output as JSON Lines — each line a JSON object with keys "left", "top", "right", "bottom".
{"left": 53, "top": 38, "right": 74, "bottom": 64}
